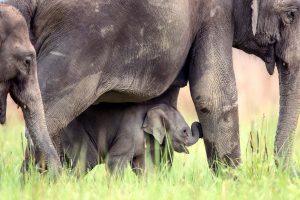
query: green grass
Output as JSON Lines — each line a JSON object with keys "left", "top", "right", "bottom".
{"left": 0, "top": 113, "right": 300, "bottom": 200}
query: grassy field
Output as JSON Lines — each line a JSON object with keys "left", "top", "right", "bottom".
{"left": 0, "top": 112, "right": 300, "bottom": 200}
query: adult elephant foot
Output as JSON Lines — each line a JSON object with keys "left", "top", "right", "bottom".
{"left": 203, "top": 139, "right": 241, "bottom": 172}
{"left": 191, "top": 122, "right": 240, "bottom": 172}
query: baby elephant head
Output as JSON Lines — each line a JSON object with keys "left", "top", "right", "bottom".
{"left": 142, "top": 104, "right": 201, "bottom": 154}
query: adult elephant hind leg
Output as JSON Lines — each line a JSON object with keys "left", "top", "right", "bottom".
{"left": 189, "top": 9, "right": 241, "bottom": 172}
{"left": 36, "top": 71, "right": 111, "bottom": 172}
{"left": 43, "top": 73, "right": 111, "bottom": 137}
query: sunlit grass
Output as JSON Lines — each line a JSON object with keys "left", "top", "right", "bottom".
{"left": 0, "top": 112, "right": 300, "bottom": 200}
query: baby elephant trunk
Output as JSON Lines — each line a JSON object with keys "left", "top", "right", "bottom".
{"left": 0, "top": 83, "right": 9, "bottom": 124}
{"left": 185, "top": 122, "right": 203, "bottom": 146}
{"left": 187, "top": 122, "right": 203, "bottom": 146}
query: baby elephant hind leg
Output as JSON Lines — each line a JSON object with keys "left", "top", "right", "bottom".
{"left": 131, "top": 155, "right": 145, "bottom": 175}
{"left": 106, "top": 155, "right": 132, "bottom": 176}
{"left": 106, "top": 132, "right": 136, "bottom": 176}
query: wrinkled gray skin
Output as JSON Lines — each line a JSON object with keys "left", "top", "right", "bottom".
{"left": 59, "top": 98, "right": 200, "bottom": 174}
{"left": 5, "top": 0, "right": 300, "bottom": 172}
{"left": 0, "top": 4, "right": 61, "bottom": 174}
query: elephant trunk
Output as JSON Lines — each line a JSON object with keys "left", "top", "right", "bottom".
{"left": 275, "top": 61, "right": 300, "bottom": 168}
{"left": 0, "top": 83, "right": 9, "bottom": 124}
{"left": 10, "top": 70, "right": 62, "bottom": 175}
{"left": 187, "top": 122, "right": 202, "bottom": 146}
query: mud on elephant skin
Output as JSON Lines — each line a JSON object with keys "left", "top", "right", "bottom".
{"left": 59, "top": 102, "right": 200, "bottom": 175}
{"left": 5, "top": 0, "right": 300, "bottom": 172}
{"left": 0, "top": 4, "right": 61, "bottom": 175}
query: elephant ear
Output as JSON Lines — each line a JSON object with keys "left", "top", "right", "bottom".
{"left": 142, "top": 106, "right": 170, "bottom": 145}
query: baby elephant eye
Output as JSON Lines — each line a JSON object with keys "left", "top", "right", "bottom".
{"left": 182, "top": 128, "right": 188, "bottom": 136}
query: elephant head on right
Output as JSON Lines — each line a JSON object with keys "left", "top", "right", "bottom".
{"left": 237, "top": 0, "right": 300, "bottom": 167}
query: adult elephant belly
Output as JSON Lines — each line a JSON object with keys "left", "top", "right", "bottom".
{"left": 33, "top": 0, "right": 193, "bottom": 134}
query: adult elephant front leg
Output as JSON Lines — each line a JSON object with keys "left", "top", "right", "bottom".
{"left": 189, "top": 10, "right": 240, "bottom": 172}
{"left": 26, "top": 54, "right": 112, "bottom": 169}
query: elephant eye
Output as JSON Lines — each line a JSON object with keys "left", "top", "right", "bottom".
{"left": 287, "top": 11, "right": 295, "bottom": 22}
{"left": 24, "top": 56, "right": 33, "bottom": 66}
{"left": 283, "top": 11, "right": 296, "bottom": 25}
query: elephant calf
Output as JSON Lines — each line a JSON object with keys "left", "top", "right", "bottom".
{"left": 60, "top": 102, "right": 202, "bottom": 175}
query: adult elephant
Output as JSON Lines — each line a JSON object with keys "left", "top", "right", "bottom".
{"left": 5, "top": 0, "right": 299, "bottom": 173}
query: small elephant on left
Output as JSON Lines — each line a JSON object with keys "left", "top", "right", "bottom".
{"left": 0, "top": 4, "right": 61, "bottom": 174}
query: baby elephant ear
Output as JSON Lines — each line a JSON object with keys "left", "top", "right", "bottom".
{"left": 142, "top": 106, "right": 169, "bottom": 145}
